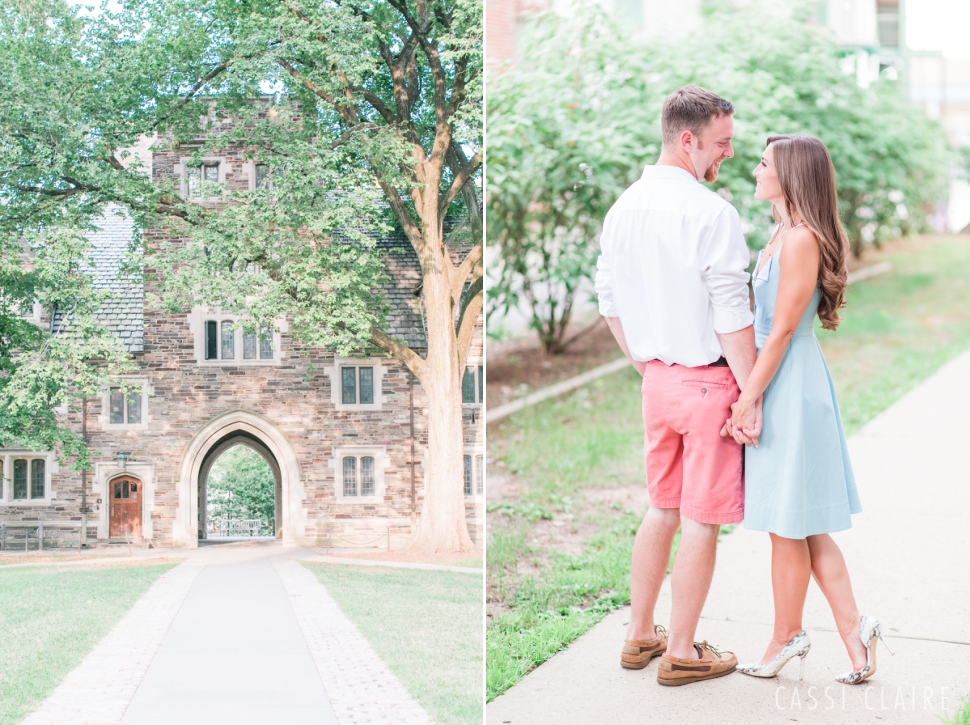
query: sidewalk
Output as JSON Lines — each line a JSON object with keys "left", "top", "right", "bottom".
{"left": 487, "top": 349, "right": 970, "bottom": 724}
{"left": 22, "top": 541, "right": 431, "bottom": 725}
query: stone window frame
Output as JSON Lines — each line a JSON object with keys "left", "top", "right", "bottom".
{"left": 175, "top": 156, "right": 229, "bottom": 201}
{"left": 18, "top": 302, "right": 43, "bottom": 326}
{"left": 188, "top": 306, "right": 287, "bottom": 367}
{"left": 463, "top": 444, "right": 484, "bottom": 501}
{"left": 99, "top": 376, "right": 153, "bottom": 432}
{"left": 0, "top": 450, "right": 58, "bottom": 506}
{"left": 322, "top": 357, "right": 388, "bottom": 411}
{"left": 243, "top": 160, "right": 283, "bottom": 192}
{"left": 462, "top": 356, "right": 484, "bottom": 408}
{"left": 328, "top": 446, "right": 389, "bottom": 504}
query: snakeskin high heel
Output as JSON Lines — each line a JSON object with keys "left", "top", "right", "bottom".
{"left": 835, "top": 614, "right": 895, "bottom": 685}
{"left": 737, "top": 630, "right": 812, "bottom": 680}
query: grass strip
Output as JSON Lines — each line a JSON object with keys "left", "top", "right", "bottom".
{"left": 0, "top": 563, "right": 177, "bottom": 725}
{"left": 303, "top": 563, "right": 482, "bottom": 725}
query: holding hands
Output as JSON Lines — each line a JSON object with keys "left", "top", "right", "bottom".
{"left": 720, "top": 394, "right": 763, "bottom": 447}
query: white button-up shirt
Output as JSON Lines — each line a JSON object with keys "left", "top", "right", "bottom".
{"left": 594, "top": 165, "right": 753, "bottom": 367}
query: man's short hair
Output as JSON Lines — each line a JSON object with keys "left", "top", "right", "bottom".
{"left": 661, "top": 85, "right": 734, "bottom": 149}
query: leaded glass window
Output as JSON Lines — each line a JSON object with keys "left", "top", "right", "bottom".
{"left": 188, "top": 164, "right": 219, "bottom": 197}
{"left": 341, "top": 367, "right": 356, "bottom": 405}
{"left": 243, "top": 332, "right": 257, "bottom": 359}
{"left": 475, "top": 455, "right": 483, "bottom": 495}
{"left": 343, "top": 457, "right": 357, "bottom": 496}
{"left": 478, "top": 365, "right": 484, "bottom": 404}
{"left": 109, "top": 386, "right": 142, "bottom": 425}
{"left": 13, "top": 459, "right": 27, "bottom": 499}
{"left": 255, "top": 164, "right": 270, "bottom": 189}
{"left": 221, "top": 320, "right": 234, "bottom": 359}
{"left": 126, "top": 389, "right": 142, "bottom": 424}
{"left": 110, "top": 388, "right": 125, "bottom": 424}
{"left": 205, "top": 320, "right": 218, "bottom": 360}
{"left": 463, "top": 455, "right": 472, "bottom": 496}
{"left": 187, "top": 165, "right": 201, "bottom": 197}
{"left": 259, "top": 328, "right": 273, "bottom": 359}
{"left": 361, "top": 457, "right": 375, "bottom": 496}
{"left": 462, "top": 367, "right": 476, "bottom": 403}
{"left": 359, "top": 367, "right": 374, "bottom": 404}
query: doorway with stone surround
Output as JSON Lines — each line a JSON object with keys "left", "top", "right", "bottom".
{"left": 108, "top": 474, "right": 143, "bottom": 538}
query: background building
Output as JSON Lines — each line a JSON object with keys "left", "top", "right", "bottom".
{"left": 0, "top": 135, "right": 485, "bottom": 550}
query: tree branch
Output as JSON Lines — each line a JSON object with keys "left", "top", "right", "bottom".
{"left": 451, "top": 240, "right": 481, "bottom": 301}
{"left": 329, "top": 122, "right": 378, "bottom": 149}
{"left": 150, "top": 60, "right": 231, "bottom": 130}
{"left": 371, "top": 328, "right": 426, "bottom": 379}
{"left": 455, "top": 274, "right": 483, "bottom": 372}
{"left": 438, "top": 151, "right": 480, "bottom": 218}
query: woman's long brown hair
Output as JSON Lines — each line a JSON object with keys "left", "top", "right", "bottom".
{"left": 767, "top": 134, "right": 848, "bottom": 331}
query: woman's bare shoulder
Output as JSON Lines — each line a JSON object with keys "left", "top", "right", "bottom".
{"left": 781, "top": 225, "right": 821, "bottom": 262}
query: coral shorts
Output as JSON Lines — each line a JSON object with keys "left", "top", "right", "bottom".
{"left": 641, "top": 360, "right": 744, "bottom": 524}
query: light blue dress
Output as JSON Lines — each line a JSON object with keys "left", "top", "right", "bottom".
{"left": 743, "top": 235, "right": 862, "bottom": 539}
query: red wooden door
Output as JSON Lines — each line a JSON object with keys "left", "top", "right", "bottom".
{"left": 109, "top": 476, "right": 142, "bottom": 538}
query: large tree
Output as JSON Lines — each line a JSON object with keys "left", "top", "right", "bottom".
{"left": 0, "top": 0, "right": 482, "bottom": 552}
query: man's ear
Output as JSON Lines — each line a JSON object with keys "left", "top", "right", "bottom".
{"left": 680, "top": 129, "right": 695, "bottom": 153}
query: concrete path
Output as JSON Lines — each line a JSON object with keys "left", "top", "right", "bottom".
{"left": 488, "top": 349, "right": 970, "bottom": 724}
{"left": 23, "top": 541, "right": 432, "bottom": 725}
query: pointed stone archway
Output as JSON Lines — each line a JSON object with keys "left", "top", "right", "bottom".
{"left": 197, "top": 432, "right": 281, "bottom": 541}
{"left": 173, "top": 410, "right": 308, "bottom": 548}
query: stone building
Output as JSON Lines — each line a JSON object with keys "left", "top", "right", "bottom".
{"left": 0, "top": 137, "right": 484, "bottom": 550}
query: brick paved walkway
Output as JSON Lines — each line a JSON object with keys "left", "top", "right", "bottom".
{"left": 22, "top": 563, "right": 205, "bottom": 725}
{"left": 20, "top": 542, "right": 432, "bottom": 725}
{"left": 276, "top": 560, "right": 431, "bottom": 725}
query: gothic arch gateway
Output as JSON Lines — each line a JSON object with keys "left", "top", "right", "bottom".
{"left": 173, "top": 410, "right": 309, "bottom": 548}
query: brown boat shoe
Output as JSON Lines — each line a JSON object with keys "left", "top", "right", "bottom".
{"left": 657, "top": 640, "right": 738, "bottom": 686}
{"left": 620, "top": 625, "right": 668, "bottom": 669}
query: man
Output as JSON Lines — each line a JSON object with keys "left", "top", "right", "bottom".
{"left": 594, "top": 85, "right": 759, "bottom": 686}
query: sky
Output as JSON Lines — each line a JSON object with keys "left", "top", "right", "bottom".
{"left": 905, "top": 0, "right": 970, "bottom": 59}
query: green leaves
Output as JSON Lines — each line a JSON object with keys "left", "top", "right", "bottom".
{"left": 487, "top": 4, "right": 660, "bottom": 353}
{"left": 206, "top": 444, "right": 276, "bottom": 535}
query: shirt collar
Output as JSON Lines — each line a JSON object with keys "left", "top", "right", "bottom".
{"left": 640, "top": 164, "right": 698, "bottom": 182}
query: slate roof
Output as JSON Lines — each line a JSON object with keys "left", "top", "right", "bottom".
{"left": 378, "top": 230, "right": 427, "bottom": 349}
{"left": 53, "top": 206, "right": 145, "bottom": 353}
{"left": 61, "top": 207, "right": 432, "bottom": 353}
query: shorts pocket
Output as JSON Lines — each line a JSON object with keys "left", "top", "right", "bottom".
{"left": 681, "top": 380, "right": 730, "bottom": 396}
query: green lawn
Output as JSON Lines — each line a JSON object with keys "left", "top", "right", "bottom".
{"left": 486, "top": 235, "right": 970, "bottom": 701}
{"left": 303, "top": 563, "right": 482, "bottom": 725}
{"left": 0, "top": 563, "right": 177, "bottom": 725}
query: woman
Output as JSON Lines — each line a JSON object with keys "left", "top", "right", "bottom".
{"left": 727, "top": 134, "right": 892, "bottom": 684}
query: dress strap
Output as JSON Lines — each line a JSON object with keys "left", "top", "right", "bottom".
{"left": 776, "top": 222, "right": 806, "bottom": 256}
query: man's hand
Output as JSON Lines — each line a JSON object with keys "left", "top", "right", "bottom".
{"left": 728, "top": 395, "right": 763, "bottom": 447}
{"left": 721, "top": 417, "right": 754, "bottom": 445}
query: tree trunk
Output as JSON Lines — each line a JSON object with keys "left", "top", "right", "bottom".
{"left": 405, "top": 235, "right": 475, "bottom": 554}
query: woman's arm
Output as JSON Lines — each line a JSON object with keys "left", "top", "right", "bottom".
{"left": 730, "top": 227, "right": 821, "bottom": 434}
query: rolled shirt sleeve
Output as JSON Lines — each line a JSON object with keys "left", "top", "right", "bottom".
{"left": 594, "top": 253, "right": 618, "bottom": 317}
{"left": 702, "top": 205, "right": 755, "bottom": 334}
